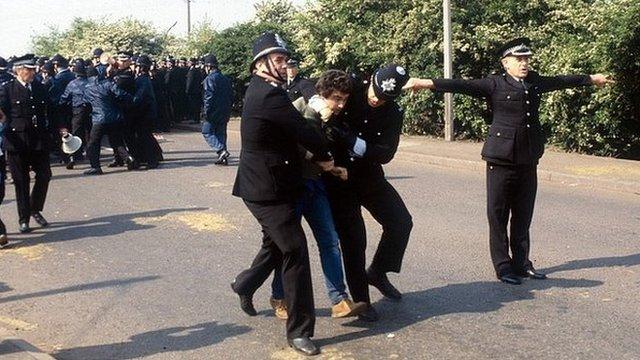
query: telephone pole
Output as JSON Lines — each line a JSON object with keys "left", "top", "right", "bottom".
{"left": 186, "top": 0, "right": 192, "bottom": 36}
{"left": 443, "top": 0, "right": 454, "bottom": 141}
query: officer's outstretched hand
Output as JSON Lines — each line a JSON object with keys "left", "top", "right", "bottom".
{"left": 590, "top": 74, "right": 615, "bottom": 87}
{"left": 317, "top": 159, "right": 335, "bottom": 172}
{"left": 402, "top": 78, "right": 435, "bottom": 93}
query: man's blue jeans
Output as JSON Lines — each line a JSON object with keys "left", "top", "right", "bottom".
{"left": 202, "top": 119, "right": 228, "bottom": 153}
{"left": 271, "top": 179, "right": 348, "bottom": 305}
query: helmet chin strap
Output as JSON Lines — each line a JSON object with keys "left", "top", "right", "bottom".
{"left": 259, "top": 55, "right": 286, "bottom": 83}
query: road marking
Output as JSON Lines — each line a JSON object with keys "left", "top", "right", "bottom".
{"left": 0, "top": 316, "right": 37, "bottom": 331}
{"left": 0, "top": 244, "right": 53, "bottom": 261}
{"left": 133, "top": 211, "right": 237, "bottom": 233}
{"left": 271, "top": 346, "right": 355, "bottom": 360}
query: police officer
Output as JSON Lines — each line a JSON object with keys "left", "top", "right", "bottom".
{"left": 185, "top": 57, "right": 204, "bottom": 124}
{"left": 0, "top": 54, "right": 52, "bottom": 233}
{"left": 403, "top": 38, "right": 614, "bottom": 284}
{"left": 230, "top": 32, "right": 334, "bottom": 356}
{"left": 284, "top": 58, "right": 315, "bottom": 102}
{"left": 49, "top": 54, "right": 76, "bottom": 168}
{"left": 0, "top": 57, "right": 15, "bottom": 84}
{"left": 163, "top": 57, "right": 180, "bottom": 125}
{"left": 113, "top": 51, "right": 139, "bottom": 168}
{"left": 321, "top": 64, "right": 413, "bottom": 321}
{"left": 201, "top": 54, "right": 233, "bottom": 165}
{"left": 133, "top": 55, "right": 161, "bottom": 169}
{"left": 59, "top": 60, "right": 90, "bottom": 163}
{"left": 83, "top": 60, "right": 135, "bottom": 175}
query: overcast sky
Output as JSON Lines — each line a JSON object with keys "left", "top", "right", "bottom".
{"left": 0, "top": 0, "right": 307, "bottom": 56}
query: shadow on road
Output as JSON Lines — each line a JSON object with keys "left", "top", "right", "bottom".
{"left": 0, "top": 276, "right": 160, "bottom": 304}
{"left": 8, "top": 207, "right": 208, "bottom": 246}
{"left": 543, "top": 253, "right": 640, "bottom": 274}
{"left": 52, "top": 321, "right": 252, "bottom": 360}
{"left": 318, "top": 277, "right": 602, "bottom": 347}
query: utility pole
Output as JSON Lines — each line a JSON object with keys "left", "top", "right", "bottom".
{"left": 187, "top": 0, "right": 192, "bottom": 36}
{"left": 443, "top": 0, "right": 454, "bottom": 141}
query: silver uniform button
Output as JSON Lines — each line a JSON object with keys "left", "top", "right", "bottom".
{"left": 507, "top": 95, "right": 511, "bottom": 99}
{"left": 526, "top": 124, "right": 530, "bottom": 128}
{"left": 284, "top": 160, "right": 289, "bottom": 165}
{"left": 358, "top": 132, "right": 362, "bottom": 136}
{"left": 32, "top": 106, "right": 35, "bottom": 109}
{"left": 526, "top": 101, "right": 530, "bottom": 104}
{"left": 350, "top": 157, "right": 354, "bottom": 162}
{"left": 525, "top": 91, "right": 529, "bottom": 94}
{"left": 527, "top": 112, "right": 530, "bottom": 116}
{"left": 364, "top": 120, "right": 368, "bottom": 123}
{"left": 497, "top": 132, "right": 501, "bottom": 137}
{"left": 377, "top": 132, "right": 381, "bottom": 136}
{"left": 490, "top": 166, "right": 494, "bottom": 170}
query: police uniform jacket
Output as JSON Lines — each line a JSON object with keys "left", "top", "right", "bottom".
{"left": 330, "top": 80, "right": 404, "bottom": 182}
{"left": 232, "top": 75, "right": 332, "bottom": 202}
{"left": 203, "top": 70, "right": 233, "bottom": 124}
{"left": 60, "top": 77, "right": 89, "bottom": 108}
{"left": 49, "top": 68, "right": 76, "bottom": 128}
{"left": 133, "top": 73, "right": 157, "bottom": 129}
{"left": 0, "top": 71, "right": 14, "bottom": 85}
{"left": 285, "top": 75, "right": 316, "bottom": 102}
{"left": 0, "top": 79, "right": 50, "bottom": 152}
{"left": 185, "top": 66, "right": 204, "bottom": 95}
{"left": 433, "top": 71, "right": 591, "bottom": 165}
{"left": 83, "top": 76, "right": 132, "bottom": 125}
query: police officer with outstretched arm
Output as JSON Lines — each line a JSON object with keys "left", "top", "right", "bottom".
{"left": 403, "top": 38, "right": 614, "bottom": 284}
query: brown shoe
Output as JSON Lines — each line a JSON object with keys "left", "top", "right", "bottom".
{"left": 331, "top": 299, "right": 368, "bottom": 318}
{"left": 270, "top": 298, "right": 288, "bottom": 320}
{"left": 0, "top": 234, "right": 8, "bottom": 249}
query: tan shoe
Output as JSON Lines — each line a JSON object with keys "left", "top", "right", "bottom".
{"left": 331, "top": 299, "right": 368, "bottom": 318}
{"left": 270, "top": 298, "right": 288, "bottom": 320}
{"left": 0, "top": 234, "right": 8, "bottom": 249}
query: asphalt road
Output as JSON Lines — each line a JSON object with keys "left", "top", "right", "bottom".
{"left": 1, "top": 129, "right": 638, "bottom": 360}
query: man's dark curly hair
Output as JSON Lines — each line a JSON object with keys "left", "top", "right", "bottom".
{"left": 315, "top": 70, "right": 353, "bottom": 98}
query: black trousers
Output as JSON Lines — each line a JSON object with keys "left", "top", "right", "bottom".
{"left": 7, "top": 150, "right": 51, "bottom": 224}
{"left": 135, "top": 125, "right": 160, "bottom": 166}
{"left": 71, "top": 106, "right": 91, "bottom": 159}
{"left": 186, "top": 93, "right": 202, "bottom": 122}
{"left": 486, "top": 163, "right": 537, "bottom": 277}
{"left": 325, "top": 176, "right": 413, "bottom": 304}
{"left": 0, "top": 155, "right": 6, "bottom": 234}
{"left": 233, "top": 200, "right": 315, "bottom": 339}
{"left": 87, "top": 122, "right": 130, "bottom": 169}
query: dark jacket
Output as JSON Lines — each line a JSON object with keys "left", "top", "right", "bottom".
{"left": 165, "top": 67, "right": 186, "bottom": 95}
{"left": 433, "top": 71, "right": 592, "bottom": 165}
{"left": 203, "top": 70, "right": 233, "bottom": 124}
{"left": 133, "top": 73, "right": 157, "bottom": 129}
{"left": 60, "top": 76, "right": 89, "bottom": 108}
{"left": 83, "top": 76, "right": 132, "bottom": 125}
{"left": 0, "top": 79, "right": 50, "bottom": 152}
{"left": 186, "top": 66, "right": 204, "bottom": 95}
{"left": 232, "top": 75, "right": 332, "bottom": 202}
{"left": 329, "top": 80, "right": 404, "bottom": 182}
{"left": 49, "top": 68, "right": 76, "bottom": 129}
{"left": 0, "top": 71, "right": 13, "bottom": 85}
{"left": 285, "top": 75, "right": 316, "bottom": 102}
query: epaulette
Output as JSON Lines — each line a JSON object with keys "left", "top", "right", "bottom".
{"left": 0, "top": 78, "right": 14, "bottom": 87}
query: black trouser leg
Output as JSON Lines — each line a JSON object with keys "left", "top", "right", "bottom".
{"left": 509, "top": 165, "right": 537, "bottom": 273}
{"left": 0, "top": 155, "right": 6, "bottom": 234}
{"left": 361, "top": 179, "right": 413, "bottom": 274}
{"left": 236, "top": 200, "right": 315, "bottom": 339}
{"left": 325, "top": 178, "right": 370, "bottom": 304}
{"left": 71, "top": 106, "right": 90, "bottom": 159}
{"left": 7, "top": 152, "right": 32, "bottom": 224}
{"left": 87, "top": 123, "right": 105, "bottom": 168}
{"left": 29, "top": 151, "right": 51, "bottom": 215}
{"left": 487, "top": 163, "right": 516, "bottom": 277}
{"left": 106, "top": 123, "right": 131, "bottom": 161}
{"left": 136, "top": 126, "right": 159, "bottom": 166}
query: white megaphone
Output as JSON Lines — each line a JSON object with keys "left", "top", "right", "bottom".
{"left": 61, "top": 133, "right": 83, "bottom": 154}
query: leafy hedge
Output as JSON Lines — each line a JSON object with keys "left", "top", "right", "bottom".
{"left": 30, "top": 0, "right": 640, "bottom": 158}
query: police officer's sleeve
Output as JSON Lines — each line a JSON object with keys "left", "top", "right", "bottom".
{"left": 264, "top": 87, "right": 332, "bottom": 161}
{"left": 432, "top": 78, "right": 495, "bottom": 98}
{"left": 203, "top": 75, "right": 216, "bottom": 120}
{"left": 536, "top": 74, "right": 592, "bottom": 93}
{"left": 110, "top": 82, "right": 134, "bottom": 108}
{"left": 363, "top": 106, "right": 403, "bottom": 164}
{"left": 0, "top": 84, "right": 9, "bottom": 116}
{"left": 60, "top": 81, "right": 73, "bottom": 106}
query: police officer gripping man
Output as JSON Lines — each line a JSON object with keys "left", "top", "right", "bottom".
{"left": 230, "top": 32, "right": 334, "bottom": 356}
{"left": 320, "top": 65, "right": 413, "bottom": 321}
{"left": 0, "top": 54, "right": 52, "bottom": 233}
{"left": 403, "top": 38, "right": 614, "bottom": 285}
